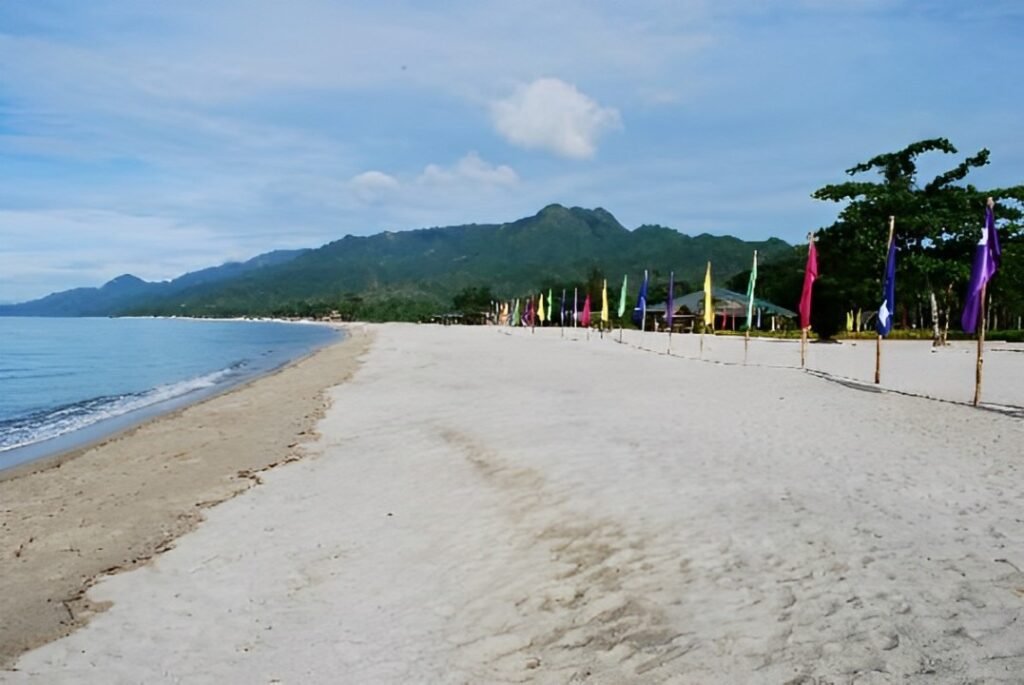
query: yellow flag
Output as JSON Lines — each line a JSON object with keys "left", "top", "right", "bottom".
{"left": 537, "top": 292, "right": 546, "bottom": 323}
{"left": 703, "top": 262, "right": 713, "bottom": 327}
{"left": 601, "top": 279, "right": 609, "bottom": 323}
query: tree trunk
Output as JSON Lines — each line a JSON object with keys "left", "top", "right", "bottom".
{"left": 930, "top": 291, "right": 941, "bottom": 346}
{"left": 939, "top": 283, "right": 953, "bottom": 347}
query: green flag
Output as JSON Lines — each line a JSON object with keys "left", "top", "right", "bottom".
{"left": 617, "top": 274, "right": 628, "bottom": 318}
{"left": 745, "top": 251, "right": 758, "bottom": 328}
{"left": 547, "top": 288, "right": 553, "bottom": 320}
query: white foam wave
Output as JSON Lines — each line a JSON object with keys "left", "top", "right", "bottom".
{"left": 0, "top": 365, "right": 241, "bottom": 453}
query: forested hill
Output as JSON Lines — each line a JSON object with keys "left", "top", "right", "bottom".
{"left": 0, "top": 249, "right": 308, "bottom": 317}
{"left": 130, "top": 205, "right": 791, "bottom": 318}
{"left": 4, "top": 205, "right": 792, "bottom": 319}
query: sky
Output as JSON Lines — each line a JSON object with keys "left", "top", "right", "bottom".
{"left": 1, "top": 0, "right": 1022, "bottom": 302}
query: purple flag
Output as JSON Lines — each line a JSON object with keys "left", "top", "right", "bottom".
{"left": 666, "top": 272, "right": 674, "bottom": 330}
{"left": 961, "top": 203, "right": 1001, "bottom": 333}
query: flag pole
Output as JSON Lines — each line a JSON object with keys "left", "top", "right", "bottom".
{"left": 874, "top": 334, "right": 881, "bottom": 383}
{"left": 666, "top": 271, "right": 674, "bottom": 355}
{"left": 974, "top": 284, "right": 986, "bottom": 406}
{"left": 640, "top": 270, "right": 647, "bottom": 349}
{"left": 973, "top": 197, "right": 996, "bottom": 406}
{"left": 573, "top": 287, "right": 578, "bottom": 335}
{"left": 875, "top": 216, "right": 895, "bottom": 384}
{"left": 800, "top": 233, "right": 815, "bottom": 369}
{"left": 744, "top": 249, "right": 757, "bottom": 365}
{"left": 560, "top": 289, "right": 566, "bottom": 339}
{"left": 801, "top": 233, "right": 808, "bottom": 366}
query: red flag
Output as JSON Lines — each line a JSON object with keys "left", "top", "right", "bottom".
{"left": 581, "top": 294, "right": 592, "bottom": 327}
{"left": 799, "top": 241, "right": 818, "bottom": 329}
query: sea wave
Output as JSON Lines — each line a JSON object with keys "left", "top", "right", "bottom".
{"left": 0, "top": 362, "right": 246, "bottom": 453}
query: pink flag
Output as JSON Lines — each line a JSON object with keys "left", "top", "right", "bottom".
{"left": 581, "top": 294, "right": 592, "bottom": 327}
{"left": 799, "top": 241, "right": 819, "bottom": 329}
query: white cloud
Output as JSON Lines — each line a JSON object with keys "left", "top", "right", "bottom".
{"left": 418, "top": 152, "right": 518, "bottom": 186}
{"left": 0, "top": 209, "right": 242, "bottom": 300}
{"left": 490, "top": 78, "right": 621, "bottom": 159}
{"left": 349, "top": 171, "right": 400, "bottom": 203}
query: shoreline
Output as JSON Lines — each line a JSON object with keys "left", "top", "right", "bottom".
{"left": 0, "top": 325, "right": 373, "bottom": 668}
{"left": 0, "top": 318, "right": 344, "bottom": 476}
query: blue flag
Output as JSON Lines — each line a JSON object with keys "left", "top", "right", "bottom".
{"left": 560, "top": 289, "right": 566, "bottom": 326}
{"left": 632, "top": 270, "right": 648, "bottom": 327}
{"left": 876, "top": 238, "right": 896, "bottom": 336}
{"left": 962, "top": 202, "right": 1001, "bottom": 333}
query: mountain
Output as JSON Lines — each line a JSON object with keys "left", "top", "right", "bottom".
{"left": 0, "top": 249, "right": 307, "bottom": 317}
{"left": 3, "top": 206, "right": 792, "bottom": 318}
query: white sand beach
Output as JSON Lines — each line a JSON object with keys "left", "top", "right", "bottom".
{"left": 4, "top": 324, "right": 1024, "bottom": 683}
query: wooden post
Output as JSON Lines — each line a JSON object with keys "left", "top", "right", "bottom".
{"left": 874, "top": 334, "right": 882, "bottom": 384}
{"left": 974, "top": 284, "right": 987, "bottom": 407}
{"left": 875, "top": 216, "right": 895, "bottom": 384}
{"left": 573, "top": 288, "right": 578, "bottom": 331}
{"left": 640, "top": 302, "right": 646, "bottom": 350}
{"left": 800, "top": 231, "right": 814, "bottom": 369}
{"left": 972, "top": 197, "right": 997, "bottom": 407}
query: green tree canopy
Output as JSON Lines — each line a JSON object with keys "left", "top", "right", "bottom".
{"left": 810, "top": 138, "right": 1024, "bottom": 338}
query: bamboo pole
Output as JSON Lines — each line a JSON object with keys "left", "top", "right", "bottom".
{"left": 974, "top": 284, "right": 987, "bottom": 407}
{"left": 874, "top": 334, "right": 882, "bottom": 383}
{"left": 640, "top": 301, "right": 646, "bottom": 346}
{"left": 800, "top": 232, "right": 814, "bottom": 369}
{"left": 573, "top": 288, "right": 578, "bottom": 332}
{"left": 875, "top": 216, "right": 895, "bottom": 384}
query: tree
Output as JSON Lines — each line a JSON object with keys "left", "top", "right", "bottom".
{"left": 812, "top": 138, "right": 1024, "bottom": 342}
{"left": 452, "top": 286, "right": 495, "bottom": 314}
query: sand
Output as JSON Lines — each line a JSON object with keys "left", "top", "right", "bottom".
{"left": 0, "top": 325, "right": 372, "bottom": 668}
{"left": 3, "top": 324, "right": 1024, "bottom": 683}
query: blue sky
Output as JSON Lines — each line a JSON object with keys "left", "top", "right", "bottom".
{"left": 1, "top": 0, "right": 1022, "bottom": 302}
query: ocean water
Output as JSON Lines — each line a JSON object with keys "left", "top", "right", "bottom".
{"left": 0, "top": 317, "right": 341, "bottom": 470}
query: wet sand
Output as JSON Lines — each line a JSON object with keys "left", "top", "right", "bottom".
{"left": 0, "top": 326, "right": 372, "bottom": 668}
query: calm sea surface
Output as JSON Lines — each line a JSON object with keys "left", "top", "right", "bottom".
{"left": 0, "top": 317, "right": 341, "bottom": 470}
